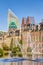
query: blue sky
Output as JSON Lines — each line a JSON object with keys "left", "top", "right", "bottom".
{"left": 0, "top": 0, "right": 43, "bottom": 31}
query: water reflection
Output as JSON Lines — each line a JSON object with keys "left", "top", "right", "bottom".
{"left": 0, "top": 58, "right": 43, "bottom": 65}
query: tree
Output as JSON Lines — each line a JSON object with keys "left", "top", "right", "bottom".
{"left": 0, "top": 48, "right": 4, "bottom": 57}
{"left": 19, "top": 40, "right": 22, "bottom": 45}
{"left": 11, "top": 46, "right": 22, "bottom": 57}
{"left": 3, "top": 44, "right": 10, "bottom": 51}
{"left": 27, "top": 47, "right": 32, "bottom": 57}
{"left": 10, "top": 38, "right": 13, "bottom": 50}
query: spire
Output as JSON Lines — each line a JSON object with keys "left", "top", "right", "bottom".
{"left": 26, "top": 16, "right": 30, "bottom": 25}
{"left": 21, "top": 18, "right": 25, "bottom": 27}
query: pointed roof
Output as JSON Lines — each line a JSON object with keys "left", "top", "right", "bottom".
{"left": 8, "top": 9, "right": 20, "bottom": 29}
{"left": 26, "top": 16, "right": 30, "bottom": 25}
{"left": 21, "top": 18, "right": 25, "bottom": 27}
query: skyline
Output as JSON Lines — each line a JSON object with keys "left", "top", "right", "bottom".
{"left": 0, "top": 0, "right": 43, "bottom": 31}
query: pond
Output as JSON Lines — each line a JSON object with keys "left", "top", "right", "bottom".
{"left": 0, "top": 58, "right": 43, "bottom": 65}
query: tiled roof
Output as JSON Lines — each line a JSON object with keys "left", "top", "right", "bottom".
{"left": 26, "top": 16, "right": 30, "bottom": 25}
{"left": 21, "top": 18, "right": 25, "bottom": 27}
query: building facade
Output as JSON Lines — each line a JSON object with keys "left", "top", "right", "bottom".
{"left": 21, "top": 16, "right": 43, "bottom": 58}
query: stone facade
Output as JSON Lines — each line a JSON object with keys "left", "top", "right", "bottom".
{"left": 21, "top": 17, "right": 43, "bottom": 59}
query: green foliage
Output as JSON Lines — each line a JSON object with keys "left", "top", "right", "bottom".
{"left": 4, "top": 52, "right": 9, "bottom": 56}
{"left": 10, "top": 38, "right": 13, "bottom": 50}
{"left": 19, "top": 40, "right": 22, "bottom": 45}
{"left": 3, "top": 44, "right": 10, "bottom": 51}
{"left": 27, "top": 47, "right": 32, "bottom": 57}
{"left": 10, "top": 38, "right": 22, "bottom": 57}
{"left": 11, "top": 46, "right": 22, "bottom": 57}
{"left": 0, "top": 48, "right": 3, "bottom": 57}
{"left": 12, "top": 47, "right": 19, "bottom": 53}
{"left": 17, "top": 53, "right": 22, "bottom": 57}
{"left": 11, "top": 47, "right": 18, "bottom": 56}
{"left": 27, "top": 53, "right": 32, "bottom": 57}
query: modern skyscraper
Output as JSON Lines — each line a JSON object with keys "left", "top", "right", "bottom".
{"left": 8, "top": 9, "right": 20, "bottom": 32}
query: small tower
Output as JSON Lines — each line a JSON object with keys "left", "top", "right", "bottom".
{"left": 21, "top": 17, "right": 25, "bottom": 31}
{"left": 26, "top": 16, "right": 30, "bottom": 25}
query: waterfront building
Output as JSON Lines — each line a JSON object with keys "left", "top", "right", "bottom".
{"left": 31, "top": 19, "right": 43, "bottom": 59}
{"left": 21, "top": 16, "right": 35, "bottom": 57}
{"left": 21, "top": 16, "right": 43, "bottom": 59}
{"left": 0, "top": 9, "right": 43, "bottom": 64}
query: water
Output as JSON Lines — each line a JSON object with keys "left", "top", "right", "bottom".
{"left": 0, "top": 32, "right": 42, "bottom": 65}
{"left": 0, "top": 58, "right": 43, "bottom": 65}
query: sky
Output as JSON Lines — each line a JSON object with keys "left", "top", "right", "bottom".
{"left": 0, "top": 0, "right": 43, "bottom": 31}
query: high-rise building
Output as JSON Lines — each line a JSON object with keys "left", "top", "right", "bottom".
{"left": 8, "top": 9, "right": 20, "bottom": 33}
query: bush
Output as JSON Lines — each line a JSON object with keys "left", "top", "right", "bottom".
{"left": 27, "top": 53, "right": 32, "bottom": 57}
{"left": 17, "top": 53, "right": 22, "bottom": 57}
{"left": 10, "top": 38, "right": 13, "bottom": 50}
{"left": 19, "top": 40, "right": 22, "bottom": 45}
{"left": 3, "top": 44, "right": 10, "bottom": 51}
{"left": 27, "top": 47, "right": 32, "bottom": 57}
{"left": 4, "top": 52, "right": 9, "bottom": 56}
{"left": 12, "top": 46, "right": 22, "bottom": 57}
{"left": 12, "top": 52, "right": 17, "bottom": 56}
{"left": 0, "top": 48, "right": 3, "bottom": 57}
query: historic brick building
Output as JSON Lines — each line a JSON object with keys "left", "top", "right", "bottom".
{"left": 21, "top": 16, "right": 43, "bottom": 58}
